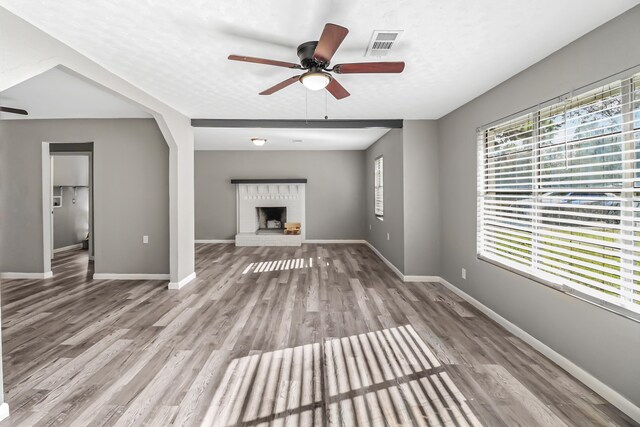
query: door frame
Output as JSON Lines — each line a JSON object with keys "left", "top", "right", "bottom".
{"left": 43, "top": 144, "right": 94, "bottom": 273}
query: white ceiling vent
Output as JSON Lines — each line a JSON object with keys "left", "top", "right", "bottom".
{"left": 365, "top": 30, "right": 403, "bottom": 57}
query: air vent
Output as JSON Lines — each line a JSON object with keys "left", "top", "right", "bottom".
{"left": 365, "top": 30, "right": 403, "bottom": 57}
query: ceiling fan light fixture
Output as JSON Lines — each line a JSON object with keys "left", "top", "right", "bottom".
{"left": 251, "top": 138, "right": 267, "bottom": 146}
{"left": 300, "top": 71, "right": 332, "bottom": 91}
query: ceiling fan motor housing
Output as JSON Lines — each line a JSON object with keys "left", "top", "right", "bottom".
{"left": 297, "top": 41, "right": 323, "bottom": 68}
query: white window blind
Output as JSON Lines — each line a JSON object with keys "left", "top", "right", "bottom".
{"left": 478, "top": 72, "right": 640, "bottom": 315}
{"left": 375, "top": 156, "right": 384, "bottom": 217}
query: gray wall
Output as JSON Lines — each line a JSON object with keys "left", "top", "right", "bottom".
{"left": 53, "top": 186, "right": 89, "bottom": 249}
{"left": 0, "top": 119, "right": 169, "bottom": 275}
{"left": 195, "top": 150, "right": 366, "bottom": 240}
{"left": 53, "top": 155, "right": 89, "bottom": 186}
{"left": 365, "top": 129, "right": 404, "bottom": 271}
{"left": 437, "top": 6, "right": 640, "bottom": 406}
{"left": 403, "top": 120, "right": 440, "bottom": 276}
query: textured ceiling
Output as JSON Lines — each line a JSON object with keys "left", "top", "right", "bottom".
{"left": 1, "top": 0, "right": 637, "bottom": 120}
{"left": 0, "top": 67, "right": 150, "bottom": 120}
{"left": 194, "top": 127, "right": 391, "bottom": 150}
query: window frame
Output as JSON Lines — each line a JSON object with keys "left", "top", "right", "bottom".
{"left": 477, "top": 70, "right": 640, "bottom": 323}
{"left": 374, "top": 155, "right": 384, "bottom": 220}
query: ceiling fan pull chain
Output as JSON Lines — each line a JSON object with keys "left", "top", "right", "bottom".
{"left": 325, "top": 89, "right": 329, "bottom": 120}
{"left": 304, "top": 88, "right": 309, "bottom": 125}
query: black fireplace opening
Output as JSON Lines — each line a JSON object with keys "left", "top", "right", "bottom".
{"left": 256, "top": 207, "right": 287, "bottom": 232}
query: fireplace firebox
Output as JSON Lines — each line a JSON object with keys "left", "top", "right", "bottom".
{"left": 256, "top": 207, "right": 287, "bottom": 233}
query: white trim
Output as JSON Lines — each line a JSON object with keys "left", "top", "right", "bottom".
{"left": 42, "top": 142, "right": 52, "bottom": 273}
{"left": 365, "top": 241, "right": 405, "bottom": 280}
{"left": 403, "top": 275, "right": 441, "bottom": 282}
{"left": 0, "top": 403, "right": 9, "bottom": 421}
{"left": 0, "top": 271, "right": 53, "bottom": 279}
{"left": 304, "top": 239, "right": 367, "bottom": 244}
{"left": 168, "top": 272, "right": 197, "bottom": 290}
{"left": 195, "top": 239, "right": 234, "bottom": 244}
{"left": 364, "top": 241, "right": 441, "bottom": 283}
{"left": 438, "top": 277, "right": 640, "bottom": 424}
{"left": 92, "top": 273, "right": 170, "bottom": 281}
{"left": 53, "top": 243, "right": 83, "bottom": 254}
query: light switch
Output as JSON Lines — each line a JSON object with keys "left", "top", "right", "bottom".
{"left": 143, "top": 235, "right": 149, "bottom": 244}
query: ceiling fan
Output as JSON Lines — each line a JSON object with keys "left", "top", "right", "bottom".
{"left": 0, "top": 106, "right": 28, "bottom": 115}
{"left": 228, "top": 23, "right": 405, "bottom": 100}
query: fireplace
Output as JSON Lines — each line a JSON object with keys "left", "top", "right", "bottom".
{"left": 233, "top": 180, "right": 306, "bottom": 246}
{"left": 256, "top": 207, "right": 286, "bottom": 233}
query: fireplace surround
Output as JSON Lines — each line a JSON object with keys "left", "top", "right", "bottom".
{"left": 232, "top": 179, "right": 306, "bottom": 246}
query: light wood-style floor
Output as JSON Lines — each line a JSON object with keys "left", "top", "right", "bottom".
{"left": 0, "top": 244, "right": 636, "bottom": 426}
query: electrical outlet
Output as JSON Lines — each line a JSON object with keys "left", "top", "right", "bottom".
{"left": 461, "top": 268, "right": 466, "bottom": 280}
{"left": 143, "top": 235, "right": 149, "bottom": 244}
{"left": 387, "top": 233, "right": 390, "bottom": 241}
{"left": 369, "top": 224, "right": 372, "bottom": 230}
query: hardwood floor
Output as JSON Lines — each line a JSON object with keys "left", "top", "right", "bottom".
{"left": 0, "top": 244, "right": 636, "bottom": 426}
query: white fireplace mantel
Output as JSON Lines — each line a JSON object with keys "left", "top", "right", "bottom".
{"left": 233, "top": 180, "right": 306, "bottom": 246}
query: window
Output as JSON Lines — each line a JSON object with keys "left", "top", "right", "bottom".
{"left": 478, "top": 72, "right": 640, "bottom": 316}
{"left": 375, "top": 156, "right": 384, "bottom": 218}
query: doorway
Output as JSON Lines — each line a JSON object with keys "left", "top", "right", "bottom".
{"left": 45, "top": 144, "right": 94, "bottom": 274}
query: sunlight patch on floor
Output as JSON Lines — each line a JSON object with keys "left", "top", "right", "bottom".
{"left": 202, "top": 325, "right": 482, "bottom": 426}
{"left": 241, "top": 257, "right": 328, "bottom": 275}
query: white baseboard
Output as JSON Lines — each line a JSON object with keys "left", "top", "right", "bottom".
{"left": 53, "top": 243, "right": 82, "bottom": 254}
{"left": 195, "top": 239, "right": 234, "bottom": 244}
{"left": 364, "top": 241, "right": 441, "bottom": 283}
{"left": 93, "top": 273, "right": 170, "bottom": 281}
{"left": 0, "top": 403, "right": 9, "bottom": 422}
{"left": 0, "top": 271, "right": 53, "bottom": 279}
{"left": 403, "top": 275, "right": 442, "bottom": 282}
{"left": 304, "top": 239, "right": 367, "bottom": 244}
{"left": 168, "top": 272, "right": 197, "bottom": 290}
{"left": 438, "top": 277, "right": 640, "bottom": 424}
{"left": 364, "top": 241, "right": 405, "bottom": 280}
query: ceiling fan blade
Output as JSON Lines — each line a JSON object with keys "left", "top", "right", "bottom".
{"left": 228, "top": 55, "right": 300, "bottom": 69}
{"left": 0, "top": 106, "right": 28, "bottom": 115}
{"left": 333, "top": 61, "right": 405, "bottom": 74}
{"left": 313, "top": 23, "right": 349, "bottom": 64}
{"left": 326, "top": 78, "right": 350, "bottom": 100}
{"left": 259, "top": 76, "right": 301, "bottom": 95}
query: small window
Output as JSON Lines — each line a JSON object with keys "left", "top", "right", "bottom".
{"left": 374, "top": 156, "right": 384, "bottom": 218}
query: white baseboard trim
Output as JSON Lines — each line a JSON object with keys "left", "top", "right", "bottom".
{"left": 438, "top": 276, "right": 640, "bottom": 424}
{"left": 0, "top": 403, "right": 9, "bottom": 422}
{"left": 92, "top": 273, "right": 170, "bottom": 281}
{"left": 364, "top": 241, "right": 441, "bottom": 283}
{"left": 304, "top": 239, "right": 367, "bottom": 244}
{"left": 403, "top": 275, "right": 442, "bottom": 282}
{"left": 53, "top": 243, "right": 83, "bottom": 254}
{"left": 195, "top": 239, "right": 234, "bottom": 244}
{"left": 168, "top": 272, "right": 197, "bottom": 290}
{"left": 0, "top": 271, "right": 53, "bottom": 279}
{"left": 364, "top": 241, "right": 405, "bottom": 280}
